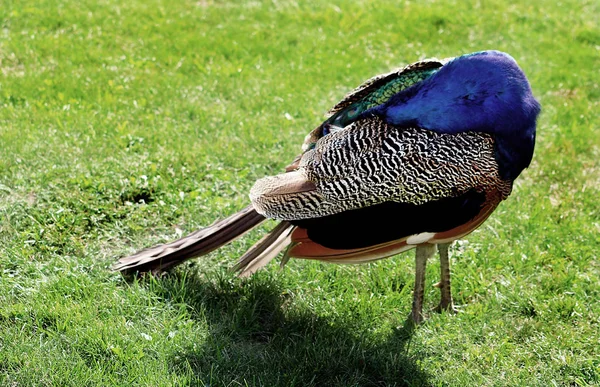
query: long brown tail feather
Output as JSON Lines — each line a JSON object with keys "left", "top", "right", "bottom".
{"left": 114, "top": 194, "right": 498, "bottom": 275}
{"left": 232, "top": 221, "right": 295, "bottom": 277}
{"left": 113, "top": 205, "right": 266, "bottom": 273}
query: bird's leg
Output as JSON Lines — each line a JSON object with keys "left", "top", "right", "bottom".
{"left": 434, "top": 242, "right": 458, "bottom": 314}
{"left": 411, "top": 244, "right": 436, "bottom": 324}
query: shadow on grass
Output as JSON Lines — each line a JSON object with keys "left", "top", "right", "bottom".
{"left": 144, "top": 269, "right": 429, "bottom": 387}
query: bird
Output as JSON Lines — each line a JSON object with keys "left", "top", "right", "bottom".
{"left": 114, "top": 50, "right": 540, "bottom": 324}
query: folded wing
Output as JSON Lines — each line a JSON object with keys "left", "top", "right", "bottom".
{"left": 249, "top": 116, "right": 511, "bottom": 264}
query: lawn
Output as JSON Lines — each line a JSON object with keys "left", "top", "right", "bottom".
{"left": 0, "top": 0, "right": 599, "bottom": 385}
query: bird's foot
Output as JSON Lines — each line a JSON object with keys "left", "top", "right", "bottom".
{"left": 409, "top": 309, "right": 426, "bottom": 325}
{"left": 433, "top": 280, "right": 457, "bottom": 314}
{"left": 433, "top": 301, "right": 460, "bottom": 315}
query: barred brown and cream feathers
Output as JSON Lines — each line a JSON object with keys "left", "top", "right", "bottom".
{"left": 252, "top": 117, "right": 512, "bottom": 220}
{"left": 115, "top": 50, "right": 540, "bottom": 323}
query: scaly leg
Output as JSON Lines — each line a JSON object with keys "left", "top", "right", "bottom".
{"left": 434, "top": 242, "right": 458, "bottom": 314}
{"left": 411, "top": 244, "right": 436, "bottom": 324}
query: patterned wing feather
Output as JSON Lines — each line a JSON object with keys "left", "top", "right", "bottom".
{"left": 252, "top": 117, "right": 512, "bottom": 222}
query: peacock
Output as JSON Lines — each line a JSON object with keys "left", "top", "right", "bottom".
{"left": 114, "top": 50, "right": 540, "bottom": 324}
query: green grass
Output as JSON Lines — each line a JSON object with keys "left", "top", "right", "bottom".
{"left": 1, "top": 0, "right": 599, "bottom": 385}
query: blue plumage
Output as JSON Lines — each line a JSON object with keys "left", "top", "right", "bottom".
{"left": 369, "top": 50, "right": 541, "bottom": 180}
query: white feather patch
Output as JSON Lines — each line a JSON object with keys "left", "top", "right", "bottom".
{"left": 406, "top": 232, "right": 436, "bottom": 245}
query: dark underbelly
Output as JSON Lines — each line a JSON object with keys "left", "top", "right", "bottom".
{"left": 290, "top": 189, "right": 486, "bottom": 249}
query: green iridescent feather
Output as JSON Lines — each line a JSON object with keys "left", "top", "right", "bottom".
{"left": 327, "top": 66, "right": 441, "bottom": 128}
{"left": 301, "top": 59, "right": 448, "bottom": 152}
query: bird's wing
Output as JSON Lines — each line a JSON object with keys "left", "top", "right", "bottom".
{"left": 307, "top": 60, "right": 445, "bottom": 143}
{"left": 326, "top": 58, "right": 446, "bottom": 119}
{"left": 255, "top": 117, "right": 512, "bottom": 219}
{"left": 286, "top": 58, "right": 446, "bottom": 171}
{"left": 251, "top": 116, "right": 512, "bottom": 252}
